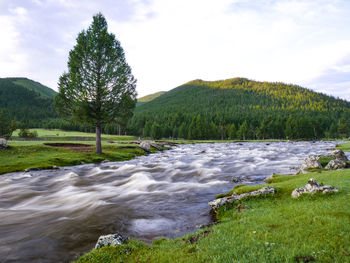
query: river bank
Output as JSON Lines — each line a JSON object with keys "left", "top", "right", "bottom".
{"left": 75, "top": 143, "right": 350, "bottom": 263}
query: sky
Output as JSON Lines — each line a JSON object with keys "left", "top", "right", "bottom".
{"left": 0, "top": 0, "right": 350, "bottom": 100}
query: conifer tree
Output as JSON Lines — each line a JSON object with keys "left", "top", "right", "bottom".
{"left": 55, "top": 13, "right": 136, "bottom": 153}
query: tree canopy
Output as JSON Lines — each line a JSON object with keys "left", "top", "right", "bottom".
{"left": 55, "top": 13, "right": 137, "bottom": 153}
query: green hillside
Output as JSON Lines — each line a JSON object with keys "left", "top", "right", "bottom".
{"left": 0, "top": 78, "right": 57, "bottom": 125}
{"left": 6, "top": 77, "right": 57, "bottom": 98}
{"left": 128, "top": 78, "right": 350, "bottom": 140}
{"left": 137, "top": 91, "right": 166, "bottom": 106}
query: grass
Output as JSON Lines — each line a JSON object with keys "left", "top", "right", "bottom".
{"left": 11, "top": 129, "right": 136, "bottom": 141}
{"left": 0, "top": 129, "right": 159, "bottom": 175}
{"left": 319, "top": 157, "right": 335, "bottom": 167}
{"left": 338, "top": 143, "right": 350, "bottom": 152}
{"left": 75, "top": 144, "right": 350, "bottom": 263}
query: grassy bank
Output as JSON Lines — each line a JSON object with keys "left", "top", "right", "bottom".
{"left": 76, "top": 143, "right": 350, "bottom": 263}
{"left": 0, "top": 129, "right": 157, "bottom": 175}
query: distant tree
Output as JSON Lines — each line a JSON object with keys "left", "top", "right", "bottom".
{"left": 178, "top": 123, "right": 187, "bottom": 139}
{"left": 150, "top": 123, "right": 162, "bottom": 139}
{"left": 338, "top": 118, "right": 349, "bottom": 138}
{"left": 55, "top": 13, "right": 136, "bottom": 154}
{"left": 327, "top": 123, "right": 338, "bottom": 138}
{"left": 228, "top": 123, "right": 236, "bottom": 140}
{"left": 143, "top": 121, "right": 152, "bottom": 137}
{"left": 237, "top": 121, "right": 249, "bottom": 140}
{"left": 188, "top": 116, "right": 198, "bottom": 139}
{"left": 257, "top": 117, "right": 271, "bottom": 140}
{"left": 0, "top": 110, "right": 16, "bottom": 139}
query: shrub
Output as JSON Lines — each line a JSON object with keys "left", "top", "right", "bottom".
{"left": 18, "top": 128, "right": 38, "bottom": 138}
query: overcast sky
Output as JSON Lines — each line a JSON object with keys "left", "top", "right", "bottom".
{"left": 0, "top": 0, "right": 350, "bottom": 100}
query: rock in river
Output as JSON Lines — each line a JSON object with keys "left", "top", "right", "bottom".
{"left": 291, "top": 178, "right": 338, "bottom": 198}
{"left": 139, "top": 141, "right": 150, "bottom": 152}
{"left": 95, "top": 233, "right": 128, "bottom": 249}
{"left": 150, "top": 141, "right": 163, "bottom": 151}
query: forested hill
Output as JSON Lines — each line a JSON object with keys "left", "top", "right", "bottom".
{"left": 137, "top": 91, "right": 166, "bottom": 106}
{"left": 4, "top": 78, "right": 57, "bottom": 98}
{"left": 128, "top": 78, "right": 350, "bottom": 140}
{"left": 0, "top": 78, "right": 57, "bottom": 124}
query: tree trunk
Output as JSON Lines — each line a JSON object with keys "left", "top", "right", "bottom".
{"left": 96, "top": 124, "right": 102, "bottom": 154}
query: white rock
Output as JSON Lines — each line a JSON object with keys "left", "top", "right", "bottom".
{"left": 0, "top": 138, "right": 7, "bottom": 149}
{"left": 139, "top": 141, "right": 150, "bottom": 152}
{"left": 291, "top": 178, "right": 338, "bottom": 198}
{"left": 209, "top": 186, "right": 275, "bottom": 212}
{"left": 94, "top": 233, "right": 127, "bottom": 249}
{"left": 149, "top": 141, "right": 163, "bottom": 151}
{"left": 297, "top": 155, "right": 322, "bottom": 174}
{"left": 325, "top": 159, "right": 347, "bottom": 170}
{"left": 327, "top": 149, "right": 348, "bottom": 162}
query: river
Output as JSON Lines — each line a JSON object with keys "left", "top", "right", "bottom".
{"left": 0, "top": 141, "right": 341, "bottom": 262}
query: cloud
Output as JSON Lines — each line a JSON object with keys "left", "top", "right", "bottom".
{"left": 306, "top": 55, "right": 350, "bottom": 100}
{"left": 0, "top": 0, "right": 349, "bottom": 101}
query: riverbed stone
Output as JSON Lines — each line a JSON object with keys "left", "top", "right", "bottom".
{"left": 297, "top": 155, "right": 322, "bottom": 174}
{"left": 327, "top": 149, "right": 349, "bottom": 162}
{"left": 209, "top": 186, "right": 275, "bottom": 212}
{"left": 291, "top": 178, "right": 338, "bottom": 198}
{"left": 139, "top": 141, "right": 150, "bottom": 152}
{"left": 0, "top": 138, "right": 7, "bottom": 149}
{"left": 150, "top": 141, "right": 163, "bottom": 151}
{"left": 94, "top": 233, "right": 128, "bottom": 249}
{"left": 325, "top": 159, "right": 347, "bottom": 170}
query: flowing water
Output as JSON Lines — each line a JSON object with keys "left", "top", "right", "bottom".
{"left": 0, "top": 141, "right": 343, "bottom": 262}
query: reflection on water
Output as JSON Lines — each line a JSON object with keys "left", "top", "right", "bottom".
{"left": 0, "top": 141, "right": 340, "bottom": 262}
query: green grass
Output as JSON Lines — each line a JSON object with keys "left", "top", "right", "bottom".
{"left": 319, "top": 156, "right": 335, "bottom": 167}
{"left": 76, "top": 168, "right": 350, "bottom": 263}
{"left": 11, "top": 129, "right": 136, "bottom": 141}
{"left": 0, "top": 129, "right": 158, "bottom": 175}
{"left": 0, "top": 142, "right": 151, "bottom": 175}
{"left": 338, "top": 143, "right": 350, "bottom": 152}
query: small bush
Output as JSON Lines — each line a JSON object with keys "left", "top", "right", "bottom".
{"left": 18, "top": 128, "right": 38, "bottom": 138}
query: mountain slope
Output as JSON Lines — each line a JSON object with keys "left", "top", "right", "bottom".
{"left": 0, "top": 78, "right": 57, "bottom": 123}
{"left": 137, "top": 91, "right": 166, "bottom": 106}
{"left": 128, "top": 78, "right": 350, "bottom": 140}
{"left": 5, "top": 77, "right": 57, "bottom": 98}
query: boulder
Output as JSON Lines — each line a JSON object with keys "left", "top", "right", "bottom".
{"left": 291, "top": 178, "right": 338, "bottom": 198}
{"left": 327, "top": 149, "right": 348, "bottom": 162}
{"left": 209, "top": 186, "right": 275, "bottom": 212}
{"left": 297, "top": 155, "right": 322, "bottom": 174}
{"left": 325, "top": 159, "right": 347, "bottom": 170}
{"left": 149, "top": 141, "right": 163, "bottom": 151}
{"left": 0, "top": 138, "right": 7, "bottom": 149}
{"left": 139, "top": 141, "right": 150, "bottom": 152}
{"left": 95, "top": 233, "right": 127, "bottom": 249}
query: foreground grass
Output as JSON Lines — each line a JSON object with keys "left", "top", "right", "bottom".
{"left": 76, "top": 169, "right": 350, "bottom": 263}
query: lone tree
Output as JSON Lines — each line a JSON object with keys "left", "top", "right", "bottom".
{"left": 55, "top": 13, "right": 137, "bottom": 154}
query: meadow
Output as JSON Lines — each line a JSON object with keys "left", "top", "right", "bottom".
{"left": 0, "top": 129, "right": 148, "bottom": 175}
